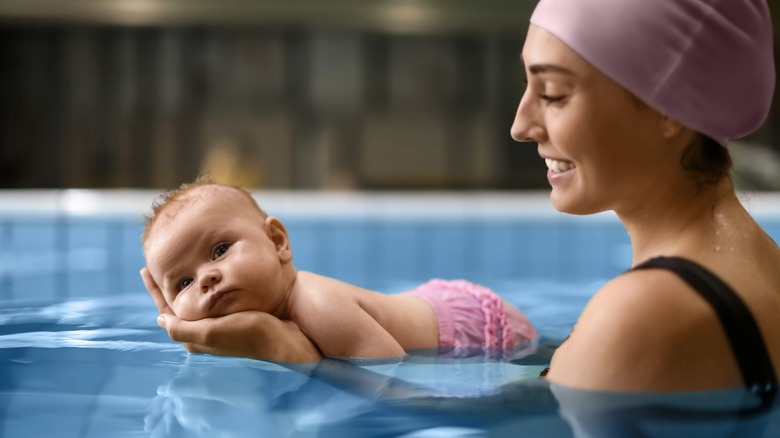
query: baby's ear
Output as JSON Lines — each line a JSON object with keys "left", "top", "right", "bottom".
{"left": 264, "top": 217, "right": 293, "bottom": 263}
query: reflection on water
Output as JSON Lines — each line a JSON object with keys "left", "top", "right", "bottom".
{"left": 0, "top": 295, "right": 778, "bottom": 437}
{"left": 140, "top": 355, "right": 780, "bottom": 438}
{"left": 142, "top": 356, "right": 566, "bottom": 438}
{"left": 550, "top": 383, "right": 778, "bottom": 438}
{"left": 144, "top": 358, "right": 357, "bottom": 437}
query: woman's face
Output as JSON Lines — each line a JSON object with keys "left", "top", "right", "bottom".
{"left": 511, "top": 25, "right": 677, "bottom": 216}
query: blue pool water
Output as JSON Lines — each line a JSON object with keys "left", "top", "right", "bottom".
{"left": 1, "top": 191, "right": 779, "bottom": 437}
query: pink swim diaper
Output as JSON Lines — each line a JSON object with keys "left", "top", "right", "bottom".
{"left": 409, "top": 279, "right": 538, "bottom": 353}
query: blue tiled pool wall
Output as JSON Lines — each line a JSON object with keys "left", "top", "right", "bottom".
{"left": 1, "top": 213, "right": 779, "bottom": 302}
{"left": 283, "top": 216, "right": 635, "bottom": 290}
{"left": 0, "top": 215, "right": 145, "bottom": 303}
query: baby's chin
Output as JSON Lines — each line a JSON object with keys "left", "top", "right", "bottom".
{"left": 174, "top": 310, "right": 212, "bottom": 322}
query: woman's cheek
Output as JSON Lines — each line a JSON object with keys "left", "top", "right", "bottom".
{"left": 547, "top": 110, "right": 579, "bottom": 143}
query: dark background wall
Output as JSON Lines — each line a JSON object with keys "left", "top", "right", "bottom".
{"left": 1, "top": 0, "right": 778, "bottom": 190}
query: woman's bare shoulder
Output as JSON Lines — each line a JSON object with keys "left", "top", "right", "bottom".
{"left": 546, "top": 268, "right": 741, "bottom": 392}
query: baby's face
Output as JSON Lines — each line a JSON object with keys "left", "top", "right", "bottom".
{"left": 144, "top": 186, "right": 291, "bottom": 321}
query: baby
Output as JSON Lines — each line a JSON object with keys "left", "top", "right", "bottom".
{"left": 140, "top": 180, "right": 538, "bottom": 359}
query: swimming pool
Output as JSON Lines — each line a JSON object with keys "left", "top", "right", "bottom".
{"left": 1, "top": 190, "right": 779, "bottom": 437}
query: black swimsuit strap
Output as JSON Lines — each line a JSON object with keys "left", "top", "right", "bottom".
{"left": 633, "top": 256, "right": 777, "bottom": 402}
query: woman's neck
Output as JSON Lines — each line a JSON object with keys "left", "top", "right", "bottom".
{"left": 617, "top": 178, "right": 741, "bottom": 266}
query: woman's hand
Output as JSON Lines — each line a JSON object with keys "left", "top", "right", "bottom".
{"left": 157, "top": 312, "right": 322, "bottom": 363}
{"left": 141, "top": 268, "right": 322, "bottom": 363}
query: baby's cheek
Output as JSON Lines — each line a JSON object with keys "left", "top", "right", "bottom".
{"left": 173, "top": 293, "right": 208, "bottom": 321}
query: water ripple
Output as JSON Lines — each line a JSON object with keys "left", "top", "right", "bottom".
{"left": 0, "top": 328, "right": 181, "bottom": 352}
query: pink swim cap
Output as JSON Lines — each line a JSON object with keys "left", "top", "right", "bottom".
{"left": 530, "top": 0, "right": 775, "bottom": 143}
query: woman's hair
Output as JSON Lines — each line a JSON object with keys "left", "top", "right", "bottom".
{"left": 681, "top": 135, "right": 732, "bottom": 188}
{"left": 627, "top": 93, "right": 732, "bottom": 188}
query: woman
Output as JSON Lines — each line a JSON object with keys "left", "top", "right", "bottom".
{"left": 148, "top": 0, "right": 779, "bottom": 394}
{"left": 513, "top": 0, "right": 779, "bottom": 394}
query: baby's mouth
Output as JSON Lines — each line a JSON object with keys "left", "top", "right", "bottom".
{"left": 209, "top": 290, "right": 233, "bottom": 309}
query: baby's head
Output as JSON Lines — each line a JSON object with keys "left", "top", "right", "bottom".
{"left": 142, "top": 177, "right": 268, "bottom": 259}
{"left": 143, "top": 179, "right": 296, "bottom": 321}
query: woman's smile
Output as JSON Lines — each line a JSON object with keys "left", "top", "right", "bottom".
{"left": 544, "top": 157, "right": 576, "bottom": 185}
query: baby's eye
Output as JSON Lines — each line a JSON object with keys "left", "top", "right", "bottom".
{"left": 177, "top": 278, "right": 193, "bottom": 292}
{"left": 213, "top": 243, "right": 230, "bottom": 260}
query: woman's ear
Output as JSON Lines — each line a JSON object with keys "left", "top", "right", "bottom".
{"left": 264, "top": 217, "right": 293, "bottom": 263}
{"left": 659, "top": 114, "right": 698, "bottom": 157}
{"left": 659, "top": 113, "right": 686, "bottom": 140}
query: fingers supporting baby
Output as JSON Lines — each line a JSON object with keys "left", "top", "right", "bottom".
{"left": 140, "top": 267, "right": 173, "bottom": 316}
{"left": 159, "top": 311, "right": 322, "bottom": 363}
{"left": 154, "top": 314, "right": 226, "bottom": 356}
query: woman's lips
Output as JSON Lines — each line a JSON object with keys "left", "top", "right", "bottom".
{"left": 544, "top": 157, "right": 576, "bottom": 186}
{"left": 545, "top": 158, "right": 575, "bottom": 173}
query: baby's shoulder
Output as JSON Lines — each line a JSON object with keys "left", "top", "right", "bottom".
{"left": 289, "top": 272, "right": 363, "bottom": 317}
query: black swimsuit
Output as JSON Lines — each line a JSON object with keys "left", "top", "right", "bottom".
{"left": 543, "top": 256, "right": 777, "bottom": 404}
{"left": 633, "top": 257, "right": 777, "bottom": 401}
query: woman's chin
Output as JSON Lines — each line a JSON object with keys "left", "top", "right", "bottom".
{"left": 550, "top": 191, "right": 602, "bottom": 216}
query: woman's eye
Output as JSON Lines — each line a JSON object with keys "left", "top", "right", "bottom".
{"left": 177, "top": 278, "right": 193, "bottom": 292}
{"left": 540, "top": 94, "right": 566, "bottom": 103}
{"left": 213, "top": 243, "right": 229, "bottom": 259}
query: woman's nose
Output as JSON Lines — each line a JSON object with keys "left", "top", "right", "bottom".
{"left": 510, "top": 92, "right": 546, "bottom": 143}
{"left": 199, "top": 269, "right": 222, "bottom": 293}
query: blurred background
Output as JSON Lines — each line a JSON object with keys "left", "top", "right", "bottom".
{"left": 1, "top": 0, "right": 780, "bottom": 191}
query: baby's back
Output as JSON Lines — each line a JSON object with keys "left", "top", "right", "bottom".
{"left": 288, "top": 272, "right": 439, "bottom": 355}
{"left": 358, "top": 290, "right": 440, "bottom": 350}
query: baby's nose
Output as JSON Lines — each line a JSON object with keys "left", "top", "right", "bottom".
{"left": 199, "top": 270, "right": 222, "bottom": 292}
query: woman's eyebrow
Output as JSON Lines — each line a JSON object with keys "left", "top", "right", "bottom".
{"left": 527, "top": 64, "right": 574, "bottom": 76}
